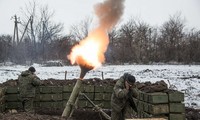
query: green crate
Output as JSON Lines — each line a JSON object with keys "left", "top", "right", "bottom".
{"left": 103, "top": 93, "right": 112, "bottom": 100}
{"left": 104, "top": 86, "right": 113, "bottom": 93}
{"left": 80, "top": 93, "right": 94, "bottom": 100}
{"left": 35, "top": 87, "right": 40, "bottom": 94}
{"left": 63, "top": 85, "right": 74, "bottom": 92}
{"left": 138, "top": 101, "right": 143, "bottom": 111}
{"left": 85, "top": 85, "right": 94, "bottom": 93}
{"left": 51, "top": 86, "right": 63, "bottom": 93}
{"left": 80, "top": 85, "right": 85, "bottom": 92}
{"left": 148, "top": 104, "right": 169, "bottom": 115}
{"left": 35, "top": 94, "right": 40, "bottom": 102}
{"left": 39, "top": 102, "right": 52, "bottom": 108}
{"left": 6, "top": 87, "right": 19, "bottom": 94}
{"left": 102, "top": 101, "right": 111, "bottom": 109}
{"left": 39, "top": 94, "right": 52, "bottom": 101}
{"left": 40, "top": 87, "right": 52, "bottom": 94}
{"left": 5, "top": 102, "right": 23, "bottom": 109}
{"left": 148, "top": 92, "right": 168, "bottom": 104}
{"left": 5, "top": 94, "right": 21, "bottom": 102}
{"left": 38, "top": 94, "right": 62, "bottom": 101}
{"left": 63, "top": 93, "right": 71, "bottom": 100}
{"left": 168, "top": 91, "right": 184, "bottom": 102}
{"left": 143, "top": 102, "right": 148, "bottom": 112}
{"left": 52, "top": 101, "right": 64, "bottom": 108}
{"left": 169, "top": 103, "right": 185, "bottom": 113}
{"left": 51, "top": 94, "right": 63, "bottom": 101}
{"left": 95, "top": 86, "right": 104, "bottom": 92}
{"left": 143, "top": 93, "right": 148, "bottom": 102}
{"left": 139, "top": 91, "right": 144, "bottom": 101}
{"left": 77, "top": 100, "right": 87, "bottom": 108}
{"left": 169, "top": 113, "right": 185, "bottom": 120}
{"left": 94, "top": 93, "right": 103, "bottom": 100}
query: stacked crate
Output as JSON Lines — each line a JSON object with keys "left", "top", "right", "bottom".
{"left": 93, "top": 85, "right": 113, "bottom": 109}
{"left": 3, "top": 84, "right": 185, "bottom": 120}
{"left": 0, "top": 87, "right": 5, "bottom": 112}
{"left": 77, "top": 84, "right": 113, "bottom": 109}
{"left": 77, "top": 84, "right": 95, "bottom": 108}
{"left": 4, "top": 86, "right": 22, "bottom": 110}
{"left": 136, "top": 91, "right": 169, "bottom": 119}
{"left": 167, "top": 91, "right": 185, "bottom": 120}
{"left": 136, "top": 90, "right": 185, "bottom": 120}
{"left": 35, "top": 86, "right": 63, "bottom": 111}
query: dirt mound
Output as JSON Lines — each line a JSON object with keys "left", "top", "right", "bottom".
{"left": 186, "top": 107, "right": 200, "bottom": 120}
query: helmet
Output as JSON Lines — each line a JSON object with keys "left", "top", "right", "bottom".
{"left": 28, "top": 67, "right": 36, "bottom": 73}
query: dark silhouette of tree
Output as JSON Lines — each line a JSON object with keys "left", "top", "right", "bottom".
{"left": 158, "top": 14, "right": 185, "bottom": 62}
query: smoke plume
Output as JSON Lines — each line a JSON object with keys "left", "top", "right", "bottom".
{"left": 94, "top": 0, "right": 125, "bottom": 31}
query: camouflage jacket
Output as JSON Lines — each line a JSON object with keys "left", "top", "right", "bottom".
{"left": 18, "top": 70, "right": 42, "bottom": 98}
{"left": 111, "top": 76, "right": 138, "bottom": 112}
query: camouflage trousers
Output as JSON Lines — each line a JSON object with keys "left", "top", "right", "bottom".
{"left": 21, "top": 97, "right": 34, "bottom": 113}
{"left": 111, "top": 103, "right": 135, "bottom": 120}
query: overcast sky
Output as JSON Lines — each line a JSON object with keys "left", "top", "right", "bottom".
{"left": 0, "top": 0, "right": 200, "bottom": 35}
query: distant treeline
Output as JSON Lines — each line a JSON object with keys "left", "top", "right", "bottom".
{"left": 0, "top": 15, "right": 200, "bottom": 65}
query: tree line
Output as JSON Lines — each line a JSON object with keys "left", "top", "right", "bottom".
{"left": 0, "top": 2, "right": 200, "bottom": 65}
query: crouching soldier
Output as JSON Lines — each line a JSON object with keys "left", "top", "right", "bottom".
{"left": 111, "top": 73, "right": 139, "bottom": 120}
{"left": 18, "top": 67, "right": 43, "bottom": 113}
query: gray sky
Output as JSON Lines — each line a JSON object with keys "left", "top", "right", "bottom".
{"left": 0, "top": 0, "right": 200, "bottom": 35}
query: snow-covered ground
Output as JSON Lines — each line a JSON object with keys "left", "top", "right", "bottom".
{"left": 0, "top": 64, "right": 200, "bottom": 109}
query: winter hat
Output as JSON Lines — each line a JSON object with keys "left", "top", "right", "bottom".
{"left": 124, "top": 73, "right": 136, "bottom": 85}
{"left": 28, "top": 67, "right": 36, "bottom": 73}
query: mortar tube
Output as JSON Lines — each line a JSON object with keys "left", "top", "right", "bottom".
{"left": 61, "top": 78, "right": 83, "bottom": 119}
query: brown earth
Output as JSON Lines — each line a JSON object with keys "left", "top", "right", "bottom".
{"left": 0, "top": 78, "right": 200, "bottom": 120}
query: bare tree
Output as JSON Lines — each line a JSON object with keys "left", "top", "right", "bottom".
{"left": 158, "top": 13, "right": 185, "bottom": 62}
{"left": 116, "top": 18, "right": 137, "bottom": 63}
{"left": 69, "top": 17, "right": 93, "bottom": 41}
{"left": 0, "top": 35, "right": 12, "bottom": 63}
{"left": 186, "top": 29, "right": 200, "bottom": 63}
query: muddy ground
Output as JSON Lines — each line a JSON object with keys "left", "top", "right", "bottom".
{"left": 0, "top": 78, "right": 200, "bottom": 120}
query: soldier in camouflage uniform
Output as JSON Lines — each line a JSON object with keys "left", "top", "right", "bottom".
{"left": 18, "top": 67, "right": 42, "bottom": 113}
{"left": 111, "top": 73, "right": 138, "bottom": 120}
